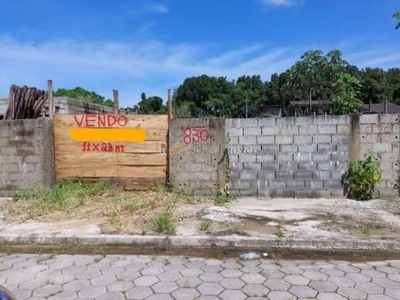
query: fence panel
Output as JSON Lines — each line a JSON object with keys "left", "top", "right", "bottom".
{"left": 54, "top": 114, "right": 168, "bottom": 188}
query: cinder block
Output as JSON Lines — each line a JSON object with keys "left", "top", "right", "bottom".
{"left": 277, "top": 153, "right": 293, "bottom": 162}
{"left": 275, "top": 135, "right": 294, "bottom": 144}
{"left": 258, "top": 118, "right": 276, "bottom": 126}
{"left": 280, "top": 144, "right": 298, "bottom": 153}
{"left": 378, "top": 188, "right": 398, "bottom": 199}
{"left": 240, "top": 154, "right": 257, "bottom": 163}
{"left": 295, "top": 152, "right": 312, "bottom": 162}
{"left": 280, "top": 126, "right": 299, "bottom": 135}
{"left": 279, "top": 162, "right": 298, "bottom": 171}
{"left": 313, "top": 170, "right": 331, "bottom": 180}
{"left": 294, "top": 190, "right": 313, "bottom": 198}
{"left": 262, "top": 126, "right": 280, "bottom": 135}
{"left": 323, "top": 180, "right": 342, "bottom": 189}
{"left": 298, "top": 144, "right": 317, "bottom": 153}
{"left": 360, "top": 114, "right": 378, "bottom": 124}
{"left": 312, "top": 189, "right": 331, "bottom": 198}
{"left": 318, "top": 125, "right": 336, "bottom": 134}
{"left": 331, "top": 171, "right": 345, "bottom": 181}
{"left": 313, "top": 135, "right": 332, "bottom": 144}
{"left": 257, "top": 136, "right": 275, "bottom": 144}
{"left": 276, "top": 171, "right": 294, "bottom": 180}
{"left": 244, "top": 127, "right": 262, "bottom": 136}
{"left": 201, "top": 164, "right": 215, "bottom": 173}
{"left": 243, "top": 162, "right": 261, "bottom": 171}
{"left": 337, "top": 125, "right": 351, "bottom": 135}
{"left": 299, "top": 125, "right": 318, "bottom": 135}
{"left": 312, "top": 153, "right": 330, "bottom": 161}
{"left": 229, "top": 155, "right": 240, "bottom": 163}
{"left": 237, "top": 180, "right": 252, "bottom": 190}
{"left": 317, "top": 144, "right": 337, "bottom": 153}
{"left": 0, "top": 147, "right": 16, "bottom": 155}
{"left": 261, "top": 162, "right": 279, "bottom": 171}
{"left": 239, "top": 136, "right": 257, "bottom": 145}
{"left": 262, "top": 145, "right": 279, "bottom": 154}
{"left": 286, "top": 181, "right": 305, "bottom": 189}
{"left": 330, "top": 189, "right": 345, "bottom": 198}
{"left": 228, "top": 127, "right": 243, "bottom": 137}
{"left": 258, "top": 172, "right": 275, "bottom": 180}
{"left": 381, "top": 170, "right": 397, "bottom": 181}
{"left": 331, "top": 115, "right": 351, "bottom": 125}
{"left": 239, "top": 189, "right": 258, "bottom": 196}
{"left": 337, "top": 144, "right": 350, "bottom": 152}
{"left": 256, "top": 153, "right": 275, "bottom": 163}
{"left": 298, "top": 161, "right": 318, "bottom": 171}
{"left": 277, "top": 117, "right": 295, "bottom": 127}
{"left": 258, "top": 189, "right": 276, "bottom": 198}
{"left": 295, "top": 117, "right": 314, "bottom": 126}
{"left": 239, "top": 171, "right": 258, "bottom": 180}
{"left": 1, "top": 163, "right": 18, "bottom": 172}
{"left": 228, "top": 136, "right": 239, "bottom": 145}
{"left": 331, "top": 151, "right": 349, "bottom": 162}
{"left": 332, "top": 135, "right": 350, "bottom": 144}
{"left": 294, "top": 135, "right": 312, "bottom": 145}
{"left": 268, "top": 180, "right": 287, "bottom": 189}
{"left": 379, "top": 114, "right": 399, "bottom": 124}
{"left": 276, "top": 189, "right": 294, "bottom": 198}
{"left": 305, "top": 181, "right": 324, "bottom": 189}
{"left": 314, "top": 116, "right": 332, "bottom": 125}
{"left": 380, "top": 152, "right": 398, "bottom": 161}
{"left": 237, "top": 118, "right": 258, "bottom": 127}
{"left": 318, "top": 162, "right": 336, "bottom": 171}
{"left": 372, "top": 143, "right": 393, "bottom": 153}
{"left": 295, "top": 171, "right": 313, "bottom": 180}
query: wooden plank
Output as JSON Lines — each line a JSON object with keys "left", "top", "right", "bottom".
{"left": 55, "top": 153, "right": 167, "bottom": 166}
{"left": 55, "top": 165, "right": 167, "bottom": 178}
{"left": 53, "top": 115, "right": 168, "bottom": 129}
{"left": 54, "top": 141, "right": 167, "bottom": 154}
{"left": 58, "top": 177, "right": 166, "bottom": 189}
{"left": 54, "top": 128, "right": 168, "bottom": 142}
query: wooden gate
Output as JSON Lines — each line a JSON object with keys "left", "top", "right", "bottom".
{"left": 53, "top": 114, "right": 168, "bottom": 188}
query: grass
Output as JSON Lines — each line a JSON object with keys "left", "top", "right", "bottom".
{"left": 199, "top": 219, "right": 211, "bottom": 232}
{"left": 3, "top": 179, "right": 196, "bottom": 234}
{"left": 275, "top": 217, "right": 286, "bottom": 238}
{"left": 211, "top": 193, "right": 230, "bottom": 206}
{"left": 361, "top": 224, "right": 371, "bottom": 236}
{"left": 153, "top": 213, "right": 175, "bottom": 235}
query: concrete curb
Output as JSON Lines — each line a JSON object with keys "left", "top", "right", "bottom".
{"left": 1, "top": 233, "right": 400, "bottom": 254}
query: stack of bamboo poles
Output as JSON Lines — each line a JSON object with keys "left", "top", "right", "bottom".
{"left": 5, "top": 85, "right": 48, "bottom": 119}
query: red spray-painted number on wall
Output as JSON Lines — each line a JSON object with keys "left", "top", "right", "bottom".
{"left": 183, "top": 128, "right": 210, "bottom": 145}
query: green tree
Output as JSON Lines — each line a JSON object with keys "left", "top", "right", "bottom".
{"left": 133, "top": 93, "right": 167, "bottom": 114}
{"left": 331, "top": 73, "right": 362, "bottom": 115}
{"left": 359, "top": 68, "right": 385, "bottom": 105}
{"left": 54, "top": 87, "right": 114, "bottom": 107}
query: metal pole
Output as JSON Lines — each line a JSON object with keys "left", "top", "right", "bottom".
{"left": 113, "top": 89, "right": 119, "bottom": 115}
{"left": 47, "top": 80, "right": 54, "bottom": 119}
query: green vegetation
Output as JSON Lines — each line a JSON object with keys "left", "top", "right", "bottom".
{"left": 153, "top": 213, "right": 175, "bottom": 235}
{"left": 346, "top": 152, "right": 382, "bottom": 200}
{"left": 54, "top": 87, "right": 114, "bottom": 107}
{"left": 199, "top": 219, "right": 211, "bottom": 232}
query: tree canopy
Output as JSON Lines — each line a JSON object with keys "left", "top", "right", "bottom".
{"left": 54, "top": 87, "right": 114, "bottom": 107}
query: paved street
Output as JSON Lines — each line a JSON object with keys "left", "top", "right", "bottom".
{"left": 0, "top": 254, "right": 400, "bottom": 300}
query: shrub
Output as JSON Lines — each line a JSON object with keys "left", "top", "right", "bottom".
{"left": 346, "top": 152, "right": 382, "bottom": 200}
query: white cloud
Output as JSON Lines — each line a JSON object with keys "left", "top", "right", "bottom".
{"left": 0, "top": 35, "right": 398, "bottom": 107}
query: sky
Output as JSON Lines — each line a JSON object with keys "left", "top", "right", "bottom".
{"left": 0, "top": 0, "right": 399, "bottom": 107}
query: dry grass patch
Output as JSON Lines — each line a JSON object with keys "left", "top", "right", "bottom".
{"left": 1, "top": 180, "right": 197, "bottom": 234}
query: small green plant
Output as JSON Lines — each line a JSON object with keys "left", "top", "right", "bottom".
{"left": 153, "top": 213, "right": 175, "bottom": 235}
{"left": 276, "top": 228, "right": 285, "bottom": 238}
{"left": 199, "top": 219, "right": 211, "bottom": 232}
{"left": 345, "top": 152, "right": 382, "bottom": 200}
{"left": 212, "top": 191, "right": 230, "bottom": 206}
{"left": 361, "top": 224, "right": 371, "bottom": 236}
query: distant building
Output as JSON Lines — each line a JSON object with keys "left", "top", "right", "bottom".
{"left": 258, "top": 105, "right": 282, "bottom": 117}
{"left": 287, "top": 100, "right": 332, "bottom": 117}
{"left": 359, "top": 103, "right": 400, "bottom": 114}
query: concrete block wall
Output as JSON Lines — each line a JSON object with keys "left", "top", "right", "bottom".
{"left": 358, "top": 114, "right": 400, "bottom": 197}
{"left": 226, "top": 116, "right": 352, "bottom": 198}
{"left": 0, "top": 118, "right": 55, "bottom": 196}
{"left": 169, "top": 118, "right": 225, "bottom": 195}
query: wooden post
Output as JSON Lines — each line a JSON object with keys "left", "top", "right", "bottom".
{"left": 168, "top": 89, "right": 173, "bottom": 120}
{"left": 48, "top": 80, "right": 54, "bottom": 119}
{"left": 113, "top": 89, "right": 119, "bottom": 115}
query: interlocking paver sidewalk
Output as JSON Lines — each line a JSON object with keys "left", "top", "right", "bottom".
{"left": 1, "top": 254, "right": 400, "bottom": 299}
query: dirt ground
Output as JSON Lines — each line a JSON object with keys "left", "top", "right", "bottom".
{"left": 1, "top": 192, "right": 400, "bottom": 241}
